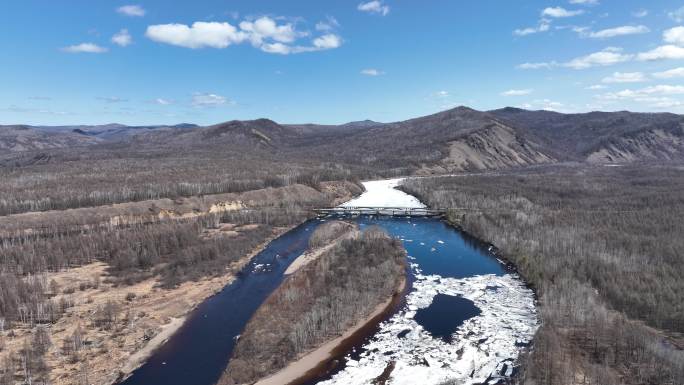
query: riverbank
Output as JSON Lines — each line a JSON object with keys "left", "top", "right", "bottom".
{"left": 114, "top": 224, "right": 300, "bottom": 383}
{"left": 296, "top": 179, "right": 538, "bottom": 385}
{"left": 399, "top": 169, "right": 684, "bottom": 383}
{"left": 255, "top": 277, "right": 406, "bottom": 385}
{"left": 0, "top": 179, "right": 364, "bottom": 385}
{"left": 0, "top": 224, "right": 299, "bottom": 385}
{"left": 220, "top": 225, "right": 407, "bottom": 385}
{"left": 284, "top": 222, "right": 357, "bottom": 275}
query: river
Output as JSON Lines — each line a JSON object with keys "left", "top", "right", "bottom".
{"left": 120, "top": 178, "right": 537, "bottom": 385}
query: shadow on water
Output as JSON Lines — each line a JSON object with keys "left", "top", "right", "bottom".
{"left": 120, "top": 216, "right": 508, "bottom": 385}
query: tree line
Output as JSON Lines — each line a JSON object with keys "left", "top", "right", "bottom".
{"left": 401, "top": 164, "right": 684, "bottom": 385}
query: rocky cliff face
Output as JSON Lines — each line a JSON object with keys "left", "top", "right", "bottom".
{"left": 586, "top": 127, "right": 684, "bottom": 164}
{"left": 436, "top": 123, "right": 554, "bottom": 172}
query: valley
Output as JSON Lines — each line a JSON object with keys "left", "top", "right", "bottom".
{"left": 6, "top": 2, "right": 684, "bottom": 384}
{"left": 0, "top": 106, "right": 683, "bottom": 385}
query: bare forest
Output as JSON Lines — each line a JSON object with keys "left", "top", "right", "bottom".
{"left": 0, "top": 173, "right": 361, "bottom": 385}
{"left": 219, "top": 223, "right": 406, "bottom": 384}
{"left": 401, "top": 164, "right": 684, "bottom": 385}
{"left": 1, "top": 106, "right": 684, "bottom": 384}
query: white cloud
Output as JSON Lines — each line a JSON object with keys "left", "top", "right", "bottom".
{"left": 146, "top": 17, "right": 341, "bottom": 54}
{"left": 564, "top": 47, "right": 632, "bottom": 69}
{"left": 358, "top": 1, "right": 390, "bottom": 16}
{"left": 97, "top": 96, "right": 128, "bottom": 103}
{"left": 664, "top": 26, "right": 684, "bottom": 46}
{"left": 260, "top": 42, "right": 293, "bottom": 54}
{"left": 524, "top": 99, "right": 566, "bottom": 112}
{"left": 637, "top": 45, "right": 684, "bottom": 61}
{"left": 514, "top": 20, "right": 551, "bottom": 36}
{"left": 569, "top": 0, "right": 598, "bottom": 5}
{"left": 61, "top": 43, "right": 108, "bottom": 53}
{"left": 239, "top": 17, "right": 300, "bottom": 45}
{"left": 514, "top": 27, "right": 538, "bottom": 36}
{"left": 585, "top": 25, "right": 649, "bottom": 39}
{"left": 517, "top": 47, "right": 634, "bottom": 70}
{"left": 648, "top": 98, "right": 684, "bottom": 108}
{"left": 146, "top": 22, "right": 247, "bottom": 49}
{"left": 668, "top": 6, "right": 684, "bottom": 23}
{"left": 315, "top": 16, "right": 339, "bottom": 32}
{"left": 154, "top": 98, "right": 173, "bottom": 105}
{"left": 652, "top": 67, "right": 684, "bottom": 79}
{"left": 258, "top": 34, "right": 342, "bottom": 55}
{"left": 112, "top": 29, "right": 132, "bottom": 47}
{"left": 4, "top": 105, "right": 71, "bottom": 115}
{"left": 313, "top": 34, "right": 342, "bottom": 49}
{"left": 518, "top": 48, "right": 634, "bottom": 71}
{"left": 541, "top": 7, "right": 584, "bottom": 18}
{"left": 586, "top": 84, "right": 607, "bottom": 90}
{"left": 501, "top": 89, "right": 533, "bottom": 96}
{"left": 641, "top": 85, "right": 684, "bottom": 95}
{"left": 191, "top": 93, "right": 232, "bottom": 107}
{"left": 594, "top": 84, "right": 684, "bottom": 109}
{"left": 117, "top": 5, "right": 145, "bottom": 17}
{"left": 598, "top": 85, "right": 684, "bottom": 101}
{"left": 602, "top": 72, "right": 647, "bottom": 83}
{"left": 632, "top": 9, "right": 648, "bottom": 18}
{"left": 361, "top": 68, "right": 384, "bottom": 76}
{"left": 517, "top": 61, "right": 558, "bottom": 70}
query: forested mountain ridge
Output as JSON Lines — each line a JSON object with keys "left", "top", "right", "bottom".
{"left": 3, "top": 106, "right": 684, "bottom": 218}
{"left": 0, "top": 125, "right": 101, "bottom": 152}
{"left": 0, "top": 123, "right": 199, "bottom": 152}
{"left": 4, "top": 106, "right": 683, "bottom": 170}
{"left": 2, "top": 106, "right": 684, "bottom": 385}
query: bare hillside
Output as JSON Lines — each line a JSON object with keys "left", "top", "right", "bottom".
{"left": 0, "top": 125, "right": 100, "bottom": 152}
{"left": 490, "top": 107, "right": 684, "bottom": 163}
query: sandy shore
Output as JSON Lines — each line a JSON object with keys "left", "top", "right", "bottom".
{"left": 114, "top": 224, "right": 301, "bottom": 384}
{"left": 121, "top": 316, "right": 184, "bottom": 374}
{"left": 284, "top": 229, "right": 358, "bottom": 275}
{"left": 0, "top": 224, "right": 300, "bottom": 385}
{"left": 254, "top": 276, "right": 407, "bottom": 385}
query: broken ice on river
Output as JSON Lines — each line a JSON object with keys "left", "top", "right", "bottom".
{"left": 327, "top": 178, "right": 539, "bottom": 385}
{"left": 318, "top": 270, "right": 538, "bottom": 385}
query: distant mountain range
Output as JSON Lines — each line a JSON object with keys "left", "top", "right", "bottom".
{"left": 2, "top": 107, "right": 683, "bottom": 171}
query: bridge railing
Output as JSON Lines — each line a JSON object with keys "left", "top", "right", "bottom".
{"left": 313, "top": 207, "right": 447, "bottom": 217}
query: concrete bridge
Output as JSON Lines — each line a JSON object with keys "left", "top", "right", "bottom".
{"left": 314, "top": 206, "right": 446, "bottom": 217}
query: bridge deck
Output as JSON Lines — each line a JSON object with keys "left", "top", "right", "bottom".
{"left": 314, "top": 207, "right": 446, "bottom": 217}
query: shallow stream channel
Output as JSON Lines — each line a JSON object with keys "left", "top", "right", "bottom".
{"left": 120, "top": 179, "right": 538, "bottom": 385}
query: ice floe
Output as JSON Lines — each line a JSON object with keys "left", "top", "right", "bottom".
{"left": 252, "top": 263, "right": 272, "bottom": 273}
{"left": 318, "top": 272, "right": 538, "bottom": 385}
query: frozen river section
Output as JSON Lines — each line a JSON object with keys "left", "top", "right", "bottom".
{"left": 340, "top": 178, "right": 426, "bottom": 208}
{"left": 319, "top": 179, "right": 538, "bottom": 385}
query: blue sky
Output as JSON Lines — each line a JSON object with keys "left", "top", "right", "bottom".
{"left": 4, "top": 1, "right": 684, "bottom": 125}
